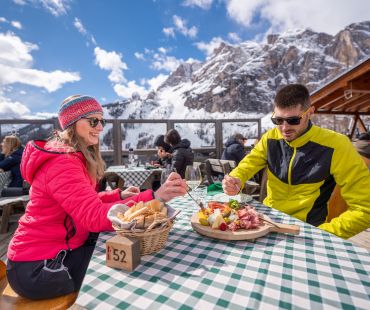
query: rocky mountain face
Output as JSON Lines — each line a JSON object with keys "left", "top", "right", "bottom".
{"left": 104, "top": 21, "right": 370, "bottom": 119}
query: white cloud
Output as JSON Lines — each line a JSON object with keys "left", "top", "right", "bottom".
{"left": 12, "top": 0, "right": 26, "bottom": 5}
{"left": 173, "top": 15, "right": 198, "bottom": 38}
{"left": 13, "top": 0, "right": 71, "bottom": 16}
{"left": 11, "top": 21, "right": 22, "bottom": 29}
{"left": 0, "top": 64, "right": 80, "bottom": 92}
{"left": 183, "top": 0, "right": 213, "bottom": 10}
{"left": 151, "top": 54, "right": 183, "bottom": 72}
{"left": 0, "top": 17, "right": 8, "bottom": 23}
{"left": 226, "top": 0, "right": 370, "bottom": 35}
{"left": 195, "top": 36, "right": 226, "bottom": 56}
{"left": 0, "top": 32, "right": 79, "bottom": 92}
{"left": 73, "top": 17, "right": 97, "bottom": 46}
{"left": 146, "top": 73, "right": 168, "bottom": 91}
{"left": 0, "top": 94, "right": 30, "bottom": 118}
{"left": 0, "top": 32, "right": 37, "bottom": 68}
{"left": 163, "top": 27, "right": 175, "bottom": 38}
{"left": 73, "top": 17, "right": 86, "bottom": 35}
{"left": 90, "top": 35, "right": 97, "bottom": 45}
{"left": 94, "top": 46, "right": 127, "bottom": 84}
{"left": 226, "top": 0, "right": 263, "bottom": 28}
{"left": 134, "top": 52, "right": 145, "bottom": 60}
{"left": 114, "top": 81, "right": 147, "bottom": 99}
{"left": 158, "top": 47, "right": 168, "bottom": 54}
{"left": 228, "top": 32, "right": 241, "bottom": 43}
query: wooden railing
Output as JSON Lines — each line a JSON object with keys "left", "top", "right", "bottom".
{"left": 0, "top": 118, "right": 262, "bottom": 165}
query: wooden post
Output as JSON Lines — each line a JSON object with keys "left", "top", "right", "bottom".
{"left": 106, "top": 235, "right": 141, "bottom": 271}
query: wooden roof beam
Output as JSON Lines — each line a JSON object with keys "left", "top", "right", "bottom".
{"left": 345, "top": 98, "right": 370, "bottom": 113}
{"left": 331, "top": 93, "right": 370, "bottom": 111}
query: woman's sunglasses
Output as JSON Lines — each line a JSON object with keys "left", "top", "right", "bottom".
{"left": 271, "top": 109, "right": 310, "bottom": 126}
{"left": 83, "top": 117, "right": 106, "bottom": 128}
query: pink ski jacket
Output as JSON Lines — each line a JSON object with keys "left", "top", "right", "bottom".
{"left": 8, "top": 140, "right": 153, "bottom": 261}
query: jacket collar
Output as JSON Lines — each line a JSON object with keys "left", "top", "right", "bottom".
{"left": 285, "top": 121, "right": 316, "bottom": 148}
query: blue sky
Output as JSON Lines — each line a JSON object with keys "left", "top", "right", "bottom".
{"left": 0, "top": 0, "right": 369, "bottom": 118}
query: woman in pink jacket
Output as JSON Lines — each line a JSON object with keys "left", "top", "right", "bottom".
{"left": 6, "top": 95, "right": 187, "bottom": 300}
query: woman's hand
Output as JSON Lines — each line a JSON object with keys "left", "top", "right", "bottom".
{"left": 222, "top": 175, "right": 242, "bottom": 195}
{"left": 154, "top": 172, "right": 187, "bottom": 203}
{"left": 120, "top": 186, "right": 140, "bottom": 199}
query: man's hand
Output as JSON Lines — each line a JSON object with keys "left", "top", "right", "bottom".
{"left": 154, "top": 172, "right": 187, "bottom": 202}
{"left": 222, "top": 175, "right": 242, "bottom": 195}
{"left": 120, "top": 186, "right": 140, "bottom": 199}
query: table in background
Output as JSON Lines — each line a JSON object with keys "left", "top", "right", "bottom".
{"left": 106, "top": 166, "right": 162, "bottom": 189}
{"left": 75, "top": 197, "right": 370, "bottom": 309}
{"left": 0, "top": 171, "right": 11, "bottom": 195}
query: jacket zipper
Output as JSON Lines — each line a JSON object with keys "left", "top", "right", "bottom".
{"left": 287, "top": 146, "right": 297, "bottom": 190}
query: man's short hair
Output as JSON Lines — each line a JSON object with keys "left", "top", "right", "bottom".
{"left": 275, "top": 84, "right": 310, "bottom": 109}
{"left": 154, "top": 134, "right": 171, "bottom": 152}
{"left": 233, "top": 133, "right": 246, "bottom": 141}
{"left": 165, "top": 129, "right": 181, "bottom": 146}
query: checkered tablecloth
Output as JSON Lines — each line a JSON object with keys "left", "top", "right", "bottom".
{"left": 0, "top": 171, "right": 11, "bottom": 194}
{"left": 106, "top": 166, "right": 162, "bottom": 188}
{"left": 75, "top": 197, "right": 370, "bottom": 310}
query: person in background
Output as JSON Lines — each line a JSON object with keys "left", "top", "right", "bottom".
{"left": 222, "top": 84, "right": 370, "bottom": 239}
{"left": 153, "top": 134, "right": 172, "bottom": 167}
{"left": 221, "top": 133, "right": 247, "bottom": 165}
{"left": 0, "top": 135, "right": 24, "bottom": 187}
{"left": 6, "top": 95, "right": 187, "bottom": 300}
{"left": 353, "top": 131, "right": 370, "bottom": 167}
{"left": 165, "top": 129, "right": 194, "bottom": 178}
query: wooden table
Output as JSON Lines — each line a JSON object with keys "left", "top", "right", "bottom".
{"left": 106, "top": 166, "right": 162, "bottom": 189}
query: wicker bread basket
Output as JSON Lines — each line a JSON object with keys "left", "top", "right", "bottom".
{"left": 114, "top": 219, "right": 173, "bottom": 256}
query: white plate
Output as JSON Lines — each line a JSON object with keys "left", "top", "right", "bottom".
{"left": 210, "top": 193, "right": 253, "bottom": 203}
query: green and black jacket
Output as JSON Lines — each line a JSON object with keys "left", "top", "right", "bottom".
{"left": 230, "top": 124, "right": 370, "bottom": 239}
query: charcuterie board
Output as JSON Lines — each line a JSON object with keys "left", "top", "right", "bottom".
{"left": 191, "top": 213, "right": 300, "bottom": 241}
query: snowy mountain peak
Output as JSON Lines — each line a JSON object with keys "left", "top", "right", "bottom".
{"left": 103, "top": 20, "right": 370, "bottom": 120}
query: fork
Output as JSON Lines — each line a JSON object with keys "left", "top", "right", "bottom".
{"left": 186, "top": 188, "right": 205, "bottom": 211}
{"left": 258, "top": 214, "right": 281, "bottom": 229}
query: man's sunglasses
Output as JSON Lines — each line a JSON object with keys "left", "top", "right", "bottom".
{"left": 271, "top": 109, "right": 310, "bottom": 126}
{"left": 83, "top": 117, "right": 106, "bottom": 128}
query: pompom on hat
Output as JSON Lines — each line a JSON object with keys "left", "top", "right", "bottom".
{"left": 58, "top": 95, "right": 103, "bottom": 130}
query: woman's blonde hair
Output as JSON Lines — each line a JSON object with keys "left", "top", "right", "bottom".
{"left": 2, "top": 135, "right": 22, "bottom": 157}
{"left": 54, "top": 124, "right": 105, "bottom": 181}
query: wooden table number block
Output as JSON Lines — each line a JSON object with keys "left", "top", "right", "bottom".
{"left": 106, "top": 235, "right": 141, "bottom": 271}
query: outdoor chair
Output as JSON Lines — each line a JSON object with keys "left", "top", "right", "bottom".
{"left": 0, "top": 260, "right": 77, "bottom": 309}
{"left": 0, "top": 195, "right": 29, "bottom": 234}
{"left": 204, "top": 159, "right": 225, "bottom": 185}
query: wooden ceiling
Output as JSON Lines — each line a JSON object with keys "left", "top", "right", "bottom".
{"left": 310, "top": 57, "right": 370, "bottom": 115}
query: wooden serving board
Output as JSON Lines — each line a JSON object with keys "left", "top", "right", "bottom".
{"left": 191, "top": 213, "right": 300, "bottom": 241}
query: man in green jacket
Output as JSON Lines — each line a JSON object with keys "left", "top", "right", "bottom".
{"left": 223, "top": 84, "right": 370, "bottom": 239}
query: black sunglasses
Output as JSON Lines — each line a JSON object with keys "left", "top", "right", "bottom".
{"left": 83, "top": 117, "right": 106, "bottom": 128}
{"left": 271, "top": 109, "right": 309, "bottom": 126}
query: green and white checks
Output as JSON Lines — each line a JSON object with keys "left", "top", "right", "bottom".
{"left": 106, "top": 166, "right": 162, "bottom": 188}
{"left": 75, "top": 197, "right": 370, "bottom": 309}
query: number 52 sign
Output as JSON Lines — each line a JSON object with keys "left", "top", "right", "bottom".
{"left": 106, "top": 235, "right": 141, "bottom": 271}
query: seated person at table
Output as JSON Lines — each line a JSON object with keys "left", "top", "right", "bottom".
{"left": 221, "top": 133, "right": 247, "bottom": 165}
{"left": 164, "top": 129, "right": 194, "bottom": 178}
{"left": 6, "top": 95, "right": 187, "bottom": 300}
{"left": 0, "top": 135, "right": 24, "bottom": 187}
{"left": 153, "top": 134, "right": 172, "bottom": 167}
{"left": 222, "top": 84, "right": 370, "bottom": 239}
